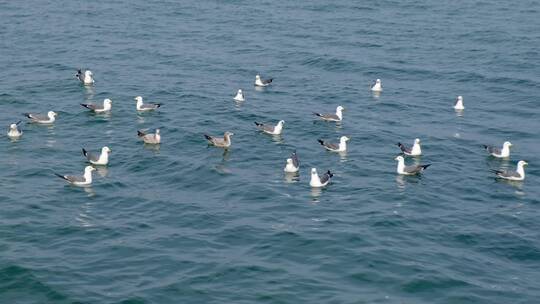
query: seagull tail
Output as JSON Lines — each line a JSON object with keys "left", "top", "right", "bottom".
{"left": 23, "top": 113, "right": 31, "bottom": 119}
{"left": 137, "top": 130, "right": 146, "bottom": 137}
{"left": 313, "top": 112, "right": 322, "bottom": 117}
{"left": 155, "top": 103, "right": 162, "bottom": 108}
{"left": 326, "top": 170, "right": 334, "bottom": 178}
{"left": 317, "top": 139, "right": 325, "bottom": 145}
{"left": 267, "top": 78, "right": 273, "bottom": 83}
{"left": 204, "top": 134, "right": 212, "bottom": 141}
{"left": 54, "top": 173, "right": 68, "bottom": 181}
{"left": 482, "top": 145, "right": 488, "bottom": 150}
{"left": 80, "top": 103, "right": 91, "bottom": 109}
{"left": 254, "top": 122, "right": 263, "bottom": 127}
{"left": 490, "top": 169, "right": 503, "bottom": 175}
{"left": 421, "top": 164, "right": 431, "bottom": 170}
{"left": 82, "top": 148, "right": 88, "bottom": 157}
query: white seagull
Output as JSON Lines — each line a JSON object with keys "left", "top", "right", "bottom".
{"left": 83, "top": 146, "right": 111, "bottom": 165}
{"left": 254, "top": 120, "right": 284, "bottom": 135}
{"left": 55, "top": 166, "right": 96, "bottom": 186}
{"left": 24, "top": 111, "right": 57, "bottom": 124}
{"left": 483, "top": 141, "right": 512, "bottom": 158}
{"left": 313, "top": 105, "right": 345, "bottom": 122}
{"left": 310, "top": 168, "right": 333, "bottom": 188}
{"left": 284, "top": 151, "right": 299, "bottom": 173}
{"left": 138, "top": 129, "right": 161, "bottom": 144}
{"left": 7, "top": 121, "right": 23, "bottom": 138}
{"left": 371, "top": 79, "right": 382, "bottom": 92}
{"left": 394, "top": 156, "right": 431, "bottom": 175}
{"left": 81, "top": 98, "right": 112, "bottom": 113}
{"left": 454, "top": 96, "right": 465, "bottom": 110}
{"left": 318, "top": 136, "right": 349, "bottom": 152}
{"left": 397, "top": 138, "right": 422, "bottom": 156}
{"left": 76, "top": 69, "right": 95, "bottom": 85}
{"left": 233, "top": 89, "right": 245, "bottom": 102}
{"left": 135, "top": 96, "right": 162, "bottom": 111}
{"left": 255, "top": 74, "right": 273, "bottom": 87}
{"left": 492, "top": 160, "right": 528, "bottom": 181}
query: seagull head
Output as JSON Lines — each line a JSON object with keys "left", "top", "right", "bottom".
{"left": 311, "top": 168, "right": 317, "bottom": 175}
{"left": 395, "top": 155, "right": 404, "bottom": 162}
{"left": 340, "top": 136, "right": 350, "bottom": 143}
{"left": 225, "top": 131, "right": 234, "bottom": 137}
{"left": 337, "top": 105, "right": 345, "bottom": 112}
{"left": 286, "top": 158, "right": 293, "bottom": 165}
{"left": 104, "top": 98, "right": 112, "bottom": 105}
{"left": 102, "top": 146, "right": 112, "bottom": 154}
{"left": 255, "top": 74, "right": 261, "bottom": 80}
{"left": 48, "top": 111, "right": 57, "bottom": 117}
{"left": 237, "top": 89, "right": 243, "bottom": 94}
{"left": 457, "top": 96, "right": 463, "bottom": 101}
{"left": 414, "top": 138, "right": 421, "bottom": 144}
{"left": 503, "top": 141, "right": 512, "bottom": 147}
{"left": 277, "top": 120, "right": 285, "bottom": 126}
{"left": 155, "top": 129, "right": 161, "bottom": 135}
{"left": 518, "top": 160, "right": 528, "bottom": 167}
{"left": 9, "top": 123, "right": 18, "bottom": 130}
{"left": 85, "top": 166, "right": 96, "bottom": 173}
{"left": 134, "top": 96, "right": 143, "bottom": 102}
{"left": 376, "top": 79, "right": 381, "bottom": 83}
{"left": 85, "top": 70, "right": 93, "bottom": 77}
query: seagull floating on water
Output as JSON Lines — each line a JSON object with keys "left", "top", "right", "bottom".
{"left": 284, "top": 151, "right": 299, "bottom": 173}
{"left": 204, "top": 131, "right": 233, "bottom": 148}
{"left": 395, "top": 156, "right": 431, "bottom": 175}
{"left": 483, "top": 141, "right": 512, "bottom": 158}
{"left": 55, "top": 165, "right": 96, "bottom": 186}
{"left": 7, "top": 121, "right": 23, "bottom": 138}
{"left": 24, "top": 111, "right": 57, "bottom": 124}
{"left": 135, "top": 96, "right": 162, "bottom": 111}
{"left": 255, "top": 74, "right": 272, "bottom": 87}
{"left": 454, "top": 96, "right": 465, "bottom": 110}
{"left": 397, "top": 138, "right": 422, "bottom": 156}
{"left": 318, "top": 136, "right": 350, "bottom": 152}
{"left": 83, "top": 146, "right": 111, "bottom": 165}
{"left": 310, "top": 168, "right": 333, "bottom": 188}
{"left": 254, "top": 120, "right": 284, "bottom": 135}
{"left": 313, "top": 105, "right": 344, "bottom": 122}
{"left": 492, "top": 160, "right": 528, "bottom": 181}
{"left": 233, "top": 89, "right": 245, "bottom": 102}
{"left": 138, "top": 129, "right": 161, "bottom": 144}
{"left": 76, "top": 69, "right": 95, "bottom": 85}
{"left": 371, "top": 79, "right": 382, "bottom": 92}
{"left": 81, "top": 98, "right": 112, "bottom": 113}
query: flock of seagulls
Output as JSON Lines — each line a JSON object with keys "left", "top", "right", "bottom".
{"left": 4, "top": 70, "right": 529, "bottom": 187}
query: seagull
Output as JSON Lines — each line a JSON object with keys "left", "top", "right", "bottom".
{"left": 54, "top": 166, "right": 96, "bottom": 186}
{"left": 138, "top": 129, "right": 161, "bottom": 144}
{"left": 454, "top": 96, "right": 465, "bottom": 110}
{"left": 81, "top": 98, "right": 112, "bottom": 113}
{"left": 254, "top": 120, "right": 284, "bottom": 135}
{"left": 313, "top": 105, "right": 345, "bottom": 122}
{"left": 492, "top": 160, "right": 528, "bottom": 181}
{"left": 255, "top": 74, "right": 273, "bottom": 87}
{"left": 134, "top": 96, "right": 162, "bottom": 111}
{"left": 371, "top": 79, "right": 382, "bottom": 92}
{"left": 233, "top": 89, "right": 245, "bottom": 102}
{"left": 82, "top": 146, "right": 111, "bottom": 165}
{"left": 318, "top": 136, "right": 349, "bottom": 152}
{"left": 483, "top": 141, "right": 512, "bottom": 158}
{"left": 397, "top": 138, "right": 422, "bottom": 156}
{"left": 310, "top": 168, "right": 333, "bottom": 188}
{"left": 24, "top": 111, "right": 57, "bottom": 124}
{"left": 76, "top": 69, "right": 95, "bottom": 85}
{"left": 284, "top": 151, "right": 299, "bottom": 173}
{"left": 204, "top": 131, "right": 233, "bottom": 148}
{"left": 7, "top": 121, "right": 23, "bottom": 138}
{"left": 394, "top": 156, "right": 430, "bottom": 175}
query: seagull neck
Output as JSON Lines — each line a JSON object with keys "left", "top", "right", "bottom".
{"left": 517, "top": 164, "right": 525, "bottom": 177}
{"left": 104, "top": 102, "right": 112, "bottom": 110}
{"left": 310, "top": 172, "right": 320, "bottom": 185}
{"left": 336, "top": 109, "right": 343, "bottom": 120}
{"left": 136, "top": 100, "right": 144, "bottom": 109}
{"left": 397, "top": 159, "right": 405, "bottom": 172}
{"left": 412, "top": 143, "right": 421, "bottom": 154}
{"left": 501, "top": 145, "right": 510, "bottom": 156}
{"left": 84, "top": 170, "right": 93, "bottom": 182}
{"left": 99, "top": 151, "right": 109, "bottom": 162}
{"left": 339, "top": 139, "right": 347, "bottom": 150}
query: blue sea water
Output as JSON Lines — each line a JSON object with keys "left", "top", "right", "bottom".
{"left": 1, "top": 0, "right": 539, "bottom": 303}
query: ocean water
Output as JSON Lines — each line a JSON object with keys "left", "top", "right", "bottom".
{"left": 1, "top": 0, "right": 539, "bottom": 303}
